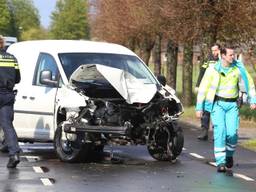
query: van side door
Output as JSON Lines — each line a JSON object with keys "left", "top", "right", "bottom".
{"left": 14, "top": 53, "right": 60, "bottom": 141}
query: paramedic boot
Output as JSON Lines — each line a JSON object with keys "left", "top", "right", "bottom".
{"left": 197, "top": 128, "right": 208, "bottom": 141}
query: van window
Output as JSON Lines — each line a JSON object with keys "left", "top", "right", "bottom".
{"left": 59, "top": 53, "right": 157, "bottom": 85}
{"left": 34, "top": 53, "right": 60, "bottom": 86}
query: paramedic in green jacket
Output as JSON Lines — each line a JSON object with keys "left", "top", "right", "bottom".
{"left": 195, "top": 46, "right": 256, "bottom": 175}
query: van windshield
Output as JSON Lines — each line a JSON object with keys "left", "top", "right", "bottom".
{"left": 59, "top": 53, "right": 157, "bottom": 84}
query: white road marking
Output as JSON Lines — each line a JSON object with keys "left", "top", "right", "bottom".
{"left": 208, "top": 162, "right": 217, "bottom": 167}
{"left": 233, "top": 173, "right": 255, "bottom": 181}
{"left": 22, "top": 155, "right": 41, "bottom": 162}
{"left": 40, "top": 178, "right": 53, "bottom": 186}
{"left": 189, "top": 153, "right": 205, "bottom": 159}
{"left": 33, "top": 166, "right": 44, "bottom": 173}
{"left": 182, "top": 147, "right": 187, "bottom": 151}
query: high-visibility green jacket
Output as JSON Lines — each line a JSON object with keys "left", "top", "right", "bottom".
{"left": 196, "top": 59, "right": 256, "bottom": 112}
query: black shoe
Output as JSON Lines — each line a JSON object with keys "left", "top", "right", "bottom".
{"left": 197, "top": 129, "right": 208, "bottom": 141}
{"left": 226, "top": 156, "right": 233, "bottom": 168}
{"left": 197, "top": 134, "right": 208, "bottom": 141}
{"left": 0, "top": 145, "right": 9, "bottom": 153}
{"left": 7, "top": 154, "right": 20, "bottom": 168}
{"left": 217, "top": 164, "right": 226, "bottom": 173}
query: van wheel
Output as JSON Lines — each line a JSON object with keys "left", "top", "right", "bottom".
{"left": 54, "top": 123, "right": 91, "bottom": 163}
{"left": 147, "top": 123, "right": 184, "bottom": 162}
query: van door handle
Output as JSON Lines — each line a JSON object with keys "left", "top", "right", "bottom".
{"left": 29, "top": 97, "right": 35, "bottom": 100}
{"left": 22, "top": 96, "right": 27, "bottom": 99}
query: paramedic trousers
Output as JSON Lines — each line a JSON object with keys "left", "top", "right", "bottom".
{"left": 0, "top": 91, "right": 20, "bottom": 156}
{"left": 210, "top": 100, "right": 239, "bottom": 166}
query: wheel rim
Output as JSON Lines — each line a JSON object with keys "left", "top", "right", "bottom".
{"left": 57, "top": 124, "right": 80, "bottom": 156}
{"left": 148, "top": 126, "right": 173, "bottom": 161}
{"left": 60, "top": 139, "right": 75, "bottom": 155}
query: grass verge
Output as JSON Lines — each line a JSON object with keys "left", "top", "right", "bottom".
{"left": 240, "top": 139, "right": 256, "bottom": 152}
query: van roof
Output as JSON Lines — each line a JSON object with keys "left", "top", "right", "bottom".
{"left": 8, "top": 40, "right": 136, "bottom": 56}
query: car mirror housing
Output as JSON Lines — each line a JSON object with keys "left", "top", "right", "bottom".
{"left": 157, "top": 75, "right": 167, "bottom": 86}
{"left": 40, "top": 70, "right": 58, "bottom": 87}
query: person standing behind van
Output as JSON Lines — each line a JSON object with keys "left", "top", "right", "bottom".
{"left": 0, "top": 35, "right": 21, "bottom": 168}
{"left": 195, "top": 44, "right": 220, "bottom": 140}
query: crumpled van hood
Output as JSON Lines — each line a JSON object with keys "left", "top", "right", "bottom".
{"left": 69, "top": 64, "right": 157, "bottom": 104}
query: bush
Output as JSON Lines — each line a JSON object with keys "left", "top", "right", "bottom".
{"left": 240, "top": 105, "right": 256, "bottom": 121}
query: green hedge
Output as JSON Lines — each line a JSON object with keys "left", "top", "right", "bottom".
{"left": 240, "top": 105, "right": 256, "bottom": 121}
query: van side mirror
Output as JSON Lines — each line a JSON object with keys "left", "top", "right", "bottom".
{"left": 40, "top": 70, "right": 58, "bottom": 87}
{"left": 157, "top": 75, "right": 167, "bottom": 86}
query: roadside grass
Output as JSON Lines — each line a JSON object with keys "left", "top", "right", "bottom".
{"left": 180, "top": 106, "right": 198, "bottom": 124}
{"left": 240, "top": 139, "right": 256, "bottom": 152}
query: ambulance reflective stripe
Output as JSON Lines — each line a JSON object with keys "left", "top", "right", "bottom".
{"left": 214, "top": 147, "right": 226, "bottom": 151}
{"left": 215, "top": 152, "right": 226, "bottom": 157}
{"left": 217, "top": 85, "right": 237, "bottom": 90}
{"left": 226, "top": 143, "right": 236, "bottom": 151}
{"left": 214, "top": 147, "right": 226, "bottom": 157}
{"left": 216, "top": 92, "right": 238, "bottom": 98}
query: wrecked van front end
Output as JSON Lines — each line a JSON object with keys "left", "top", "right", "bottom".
{"left": 55, "top": 53, "right": 184, "bottom": 162}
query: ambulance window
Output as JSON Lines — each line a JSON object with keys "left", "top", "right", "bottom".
{"left": 34, "top": 53, "right": 60, "bottom": 87}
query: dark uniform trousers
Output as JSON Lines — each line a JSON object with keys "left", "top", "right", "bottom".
{"left": 201, "top": 111, "right": 210, "bottom": 130}
{"left": 0, "top": 91, "right": 20, "bottom": 155}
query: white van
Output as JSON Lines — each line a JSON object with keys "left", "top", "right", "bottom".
{"left": 7, "top": 40, "right": 184, "bottom": 162}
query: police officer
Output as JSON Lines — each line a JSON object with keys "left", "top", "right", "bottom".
{"left": 0, "top": 35, "right": 21, "bottom": 168}
{"left": 195, "top": 46, "right": 256, "bottom": 176}
{"left": 195, "top": 44, "right": 220, "bottom": 140}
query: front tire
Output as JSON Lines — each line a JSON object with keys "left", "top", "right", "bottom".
{"left": 54, "top": 122, "right": 91, "bottom": 163}
{"left": 147, "top": 122, "right": 184, "bottom": 161}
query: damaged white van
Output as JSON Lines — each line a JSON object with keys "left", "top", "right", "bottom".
{"left": 7, "top": 40, "right": 184, "bottom": 162}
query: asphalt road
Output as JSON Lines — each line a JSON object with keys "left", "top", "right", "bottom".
{"left": 0, "top": 121, "right": 256, "bottom": 192}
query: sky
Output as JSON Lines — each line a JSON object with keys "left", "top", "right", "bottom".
{"left": 32, "top": 0, "right": 57, "bottom": 28}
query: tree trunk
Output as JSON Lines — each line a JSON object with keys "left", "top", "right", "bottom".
{"left": 182, "top": 42, "right": 193, "bottom": 106}
{"left": 139, "top": 36, "right": 155, "bottom": 65}
{"left": 153, "top": 34, "right": 162, "bottom": 76}
{"left": 127, "top": 37, "right": 136, "bottom": 52}
{"left": 166, "top": 39, "right": 178, "bottom": 90}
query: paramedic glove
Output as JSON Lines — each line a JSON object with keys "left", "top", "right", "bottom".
{"left": 196, "top": 111, "right": 203, "bottom": 118}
